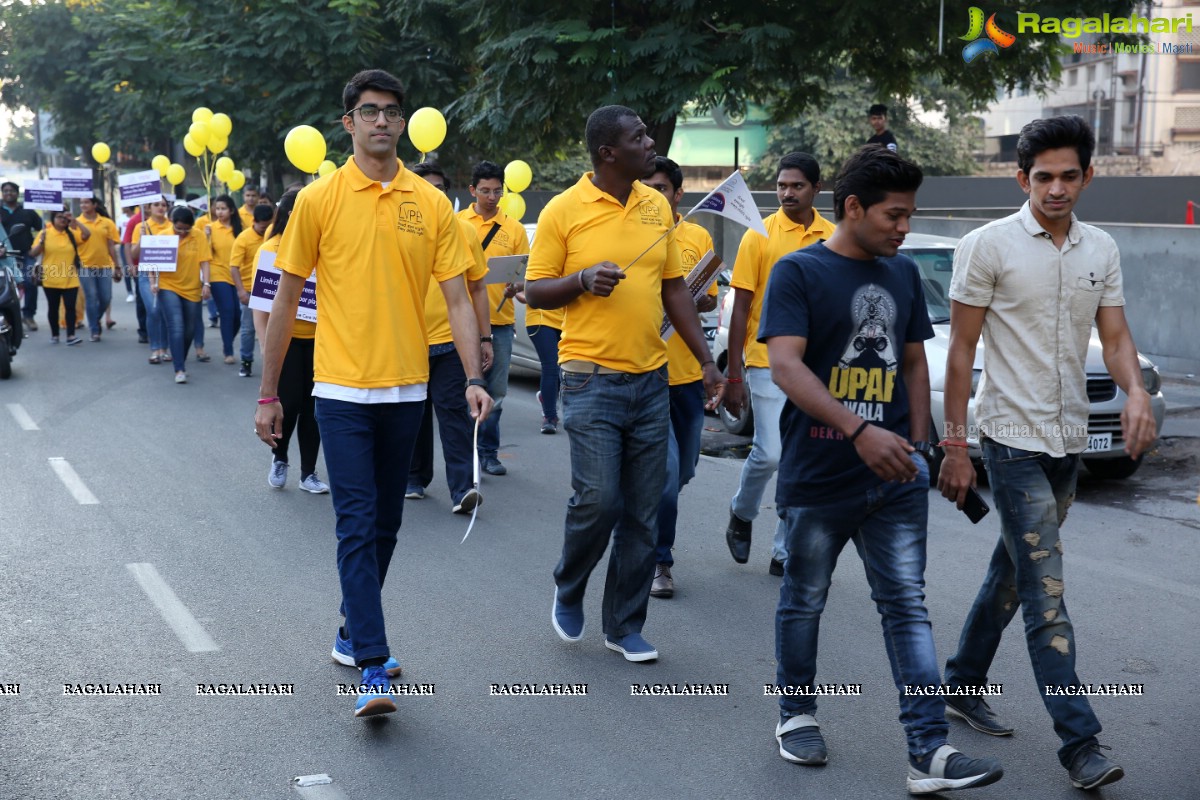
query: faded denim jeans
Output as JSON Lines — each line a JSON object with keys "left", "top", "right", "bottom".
{"left": 775, "top": 454, "right": 949, "bottom": 760}
{"left": 944, "top": 439, "right": 1101, "bottom": 767}
{"left": 730, "top": 366, "right": 788, "bottom": 561}
{"left": 554, "top": 365, "right": 669, "bottom": 638}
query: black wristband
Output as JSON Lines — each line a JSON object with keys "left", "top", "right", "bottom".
{"left": 465, "top": 377, "right": 489, "bottom": 390}
{"left": 848, "top": 420, "right": 870, "bottom": 443}
{"left": 480, "top": 336, "right": 492, "bottom": 343}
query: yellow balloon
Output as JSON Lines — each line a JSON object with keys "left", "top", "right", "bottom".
{"left": 183, "top": 134, "right": 204, "bottom": 158}
{"left": 407, "top": 107, "right": 447, "bottom": 154}
{"left": 504, "top": 160, "right": 533, "bottom": 193}
{"left": 227, "top": 171, "right": 246, "bottom": 191}
{"left": 497, "top": 192, "right": 525, "bottom": 222}
{"left": 284, "top": 125, "right": 327, "bottom": 174}
{"left": 209, "top": 112, "right": 232, "bottom": 138}
{"left": 166, "top": 163, "right": 186, "bottom": 186}
{"left": 192, "top": 107, "right": 213, "bottom": 124}
{"left": 215, "top": 157, "right": 235, "bottom": 182}
{"left": 318, "top": 160, "right": 337, "bottom": 177}
{"left": 207, "top": 134, "right": 228, "bottom": 154}
{"left": 188, "top": 120, "right": 210, "bottom": 148}
{"left": 91, "top": 142, "right": 111, "bottom": 164}
{"left": 151, "top": 154, "right": 171, "bottom": 176}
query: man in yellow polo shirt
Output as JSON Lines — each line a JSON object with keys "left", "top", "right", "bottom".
{"left": 643, "top": 156, "right": 718, "bottom": 600}
{"left": 255, "top": 69, "right": 492, "bottom": 718}
{"left": 526, "top": 105, "right": 722, "bottom": 663}
{"left": 407, "top": 161, "right": 493, "bottom": 513}
{"left": 458, "top": 160, "right": 529, "bottom": 477}
{"left": 723, "top": 152, "right": 834, "bottom": 576}
{"left": 230, "top": 204, "right": 273, "bottom": 376}
{"left": 238, "top": 186, "right": 259, "bottom": 230}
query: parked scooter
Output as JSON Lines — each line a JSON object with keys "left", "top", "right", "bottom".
{"left": 0, "top": 222, "right": 28, "bottom": 379}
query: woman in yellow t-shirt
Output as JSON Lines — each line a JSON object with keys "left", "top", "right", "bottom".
{"left": 29, "top": 208, "right": 90, "bottom": 344}
{"left": 256, "top": 188, "right": 326, "bottom": 493}
{"left": 204, "top": 194, "right": 244, "bottom": 365}
{"left": 131, "top": 200, "right": 174, "bottom": 364}
{"left": 153, "top": 206, "right": 211, "bottom": 384}
{"left": 77, "top": 196, "right": 122, "bottom": 341}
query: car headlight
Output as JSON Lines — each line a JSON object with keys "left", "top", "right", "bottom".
{"left": 1142, "top": 366, "right": 1161, "bottom": 395}
{"left": 970, "top": 369, "right": 982, "bottom": 398}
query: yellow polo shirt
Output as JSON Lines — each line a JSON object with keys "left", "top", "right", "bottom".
{"left": 666, "top": 218, "right": 718, "bottom": 386}
{"left": 239, "top": 205, "right": 255, "bottom": 230}
{"left": 458, "top": 206, "right": 529, "bottom": 326}
{"left": 425, "top": 218, "right": 488, "bottom": 346}
{"left": 230, "top": 227, "right": 265, "bottom": 293}
{"left": 77, "top": 215, "right": 119, "bottom": 269}
{"left": 39, "top": 228, "right": 81, "bottom": 289}
{"left": 526, "top": 173, "right": 683, "bottom": 374}
{"left": 730, "top": 207, "right": 834, "bottom": 368}
{"left": 276, "top": 156, "right": 467, "bottom": 388}
{"left": 130, "top": 218, "right": 175, "bottom": 251}
{"left": 156, "top": 229, "right": 211, "bottom": 302}
{"left": 205, "top": 220, "right": 238, "bottom": 285}
{"left": 260, "top": 236, "right": 315, "bottom": 340}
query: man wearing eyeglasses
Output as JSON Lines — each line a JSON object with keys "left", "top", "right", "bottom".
{"left": 458, "top": 160, "right": 530, "bottom": 477}
{"left": 256, "top": 69, "right": 492, "bottom": 718}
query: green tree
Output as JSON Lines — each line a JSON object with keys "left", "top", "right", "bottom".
{"left": 1, "top": 125, "right": 38, "bottom": 168}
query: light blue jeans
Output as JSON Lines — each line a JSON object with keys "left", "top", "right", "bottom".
{"left": 138, "top": 275, "right": 166, "bottom": 351}
{"left": 730, "top": 366, "right": 788, "bottom": 561}
{"left": 239, "top": 301, "right": 256, "bottom": 362}
{"left": 78, "top": 268, "right": 113, "bottom": 336}
{"left": 478, "top": 323, "right": 513, "bottom": 460}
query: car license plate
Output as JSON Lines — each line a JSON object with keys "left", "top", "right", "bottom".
{"left": 1084, "top": 433, "right": 1112, "bottom": 453}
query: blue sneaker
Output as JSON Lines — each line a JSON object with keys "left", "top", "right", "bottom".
{"left": 404, "top": 484, "right": 425, "bottom": 500}
{"left": 906, "top": 745, "right": 1003, "bottom": 794}
{"left": 551, "top": 593, "right": 584, "bottom": 642}
{"left": 604, "top": 632, "right": 658, "bottom": 662}
{"left": 331, "top": 628, "right": 401, "bottom": 677}
{"left": 354, "top": 666, "right": 397, "bottom": 717}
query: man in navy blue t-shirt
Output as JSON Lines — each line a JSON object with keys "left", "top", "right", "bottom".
{"left": 758, "top": 146, "right": 1004, "bottom": 795}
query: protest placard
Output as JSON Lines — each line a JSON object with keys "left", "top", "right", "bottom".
{"left": 118, "top": 170, "right": 162, "bottom": 208}
{"left": 48, "top": 168, "right": 94, "bottom": 200}
{"left": 23, "top": 180, "right": 64, "bottom": 211}
{"left": 661, "top": 250, "right": 723, "bottom": 341}
{"left": 248, "top": 250, "right": 316, "bottom": 322}
{"left": 139, "top": 235, "right": 178, "bottom": 273}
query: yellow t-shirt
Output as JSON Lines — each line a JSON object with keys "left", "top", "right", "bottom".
{"left": 205, "top": 220, "right": 238, "bottom": 285}
{"left": 526, "top": 173, "right": 683, "bottom": 374}
{"left": 275, "top": 156, "right": 467, "bottom": 388}
{"left": 425, "top": 218, "right": 489, "bottom": 346}
{"left": 730, "top": 207, "right": 834, "bottom": 368}
{"left": 76, "top": 215, "right": 119, "bottom": 269}
{"left": 260, "top": 236, "right": 315, "bottom": 340}
{"left": 39, "top": 228, "right": 81, "bottom": 289}
{"left": 131, "top": 218, "right": 174, "bottom": 246}
{"left": 230, "top": 227, "right": 265, "bottom": 293}
{"left": 155, "top": 229, "right": 211, "bottom": 303}
{"left": 238, "top": 205, "right": 255, "bottom": 230}
{"left": 666, "top": 218, "right": 718, "bottom": 386}
{"left": 457, "top": 206, "right": 529, "bottom": 326}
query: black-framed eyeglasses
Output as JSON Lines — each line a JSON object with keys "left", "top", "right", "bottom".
{"left": 345, "top": 104, "right": 404, "bottom": 123}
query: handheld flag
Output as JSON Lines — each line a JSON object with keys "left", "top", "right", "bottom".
{"left": 686, "top": 170, "right": 768, "bottom": 238}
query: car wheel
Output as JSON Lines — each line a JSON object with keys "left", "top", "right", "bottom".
{"left": 718, "top": 368, "right": 753, "bottom": 436}
{"left": 1082, "top": 456, "right": 1142, "bottom": 480}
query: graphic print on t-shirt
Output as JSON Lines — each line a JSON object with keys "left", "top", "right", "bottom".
{"left": 829, "top": 283, "right": 899, "bottom": 424}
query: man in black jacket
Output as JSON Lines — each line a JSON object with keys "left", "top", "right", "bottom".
{"left": 1, "top": 181, "right": 44, "bottom": 331}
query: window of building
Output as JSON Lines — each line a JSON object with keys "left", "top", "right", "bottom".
{"left": 1069, "top": 69, "right": 1078, "bottom": 86}
{"left": 1178, "top": 59, "right": 1200, "bottom": 92}
{"left": 1087, "top": 65, "right": 1097, "bottom": 83}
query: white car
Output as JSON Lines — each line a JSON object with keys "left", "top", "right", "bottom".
{"left": 711, "top": 233, "right": 1166, "bottom": 480}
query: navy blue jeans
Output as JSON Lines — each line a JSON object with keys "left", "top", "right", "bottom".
{"left": 945, "top": 439, "right": 1099, "bottom": 767}
{"left": 527, "top": 324, "right": 561, "bottom": 422}
{"left": 776, "top": 455, "right": 950, "bottom": 760}
{"left": 209, "top": 281, "right": 241, "bottom": 358}
{"left": 554, "top": 365, "right": 669, "bottom": 637}
{"left": 156, "top": 289, "right": 199, "bottom": 367}
{"left": 409, "top": 343, "right": 474, "bottom": 504}
{"left": 315, "top": 397, "right": 423, "bottom": 665}
{"left": 478, "top": 323, "right": 513, "bottom": 460}
{"left": 17, "top": 255, "right": 37, "bottom": 317}
{"left": 655, "top": 380, "right": 705, "bottom": 566}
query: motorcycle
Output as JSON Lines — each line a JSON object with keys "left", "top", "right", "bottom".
{"left": 0, "top": 222, "right": 28, "bottom": 379}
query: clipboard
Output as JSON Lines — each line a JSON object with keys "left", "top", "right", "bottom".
{"left": 484, "top": 254, "right": 527, "bottom": 285}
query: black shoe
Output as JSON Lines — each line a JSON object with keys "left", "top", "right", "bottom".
{"left": 907, "top": 745, "right": 1003, "bottom": 794}
{"left": 209, "top": 318, "right": 219, "bottom": 328}
{"left": 137, "top": 333, "right": 149, "bottom": 344}
{"left": 482, "top": 456, "right": 507, "bottom": 476}
{"left": 776, "top": 715, "right": 827, "bottom": 765}
{"left": 1068, "top": 743, "right": 1123, "bottom": 790}
{"left": 769, "top": 558, "right": 785, "bottom": 577}
{"left": 725, "top": 510, "right": 751, "bottom": 564}
{"left": 944, "top": 695, "right": 1013, "bottom": 737}
{"left": 238, "top": 360, "right": 252, "bottom": 378}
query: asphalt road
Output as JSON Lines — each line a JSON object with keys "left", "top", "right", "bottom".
{"left": 2, "top": 303, "right": 1198, "bottom": 800}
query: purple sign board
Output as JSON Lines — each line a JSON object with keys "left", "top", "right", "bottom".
{"left": 139, "top": 235, "right": 178, "bottom": 273}
{"left": 118, "top": 169, "right": 163, "bottom": 208}
{"left": 24, "top": 180, "right": 64, "bottom": 211}
{"left": 48, "top": 168, "right": 94, "bottom": 199}
{"left": 247, "top": 250, "right": 316, "bottom": 323}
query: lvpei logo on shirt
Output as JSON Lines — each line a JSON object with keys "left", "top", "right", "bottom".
{"left": 636, "top": 199, "right": 664, "bottom": 227}
{"left": 397, "top": 202, "right": 425, "bottom": 236}
{"left": 960, "top": 7, "right": 1016, "bottom": 63}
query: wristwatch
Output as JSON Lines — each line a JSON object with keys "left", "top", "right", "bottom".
{"left": 912, "top": 441, "right": 934, "bottom": 464}
{"left": 465, "top": 377, "right": 489, "bottom": 390}
{"left": 480, "top": 336, "right": 492, "bottom": 343}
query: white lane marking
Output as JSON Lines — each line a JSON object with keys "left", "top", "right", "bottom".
{"left": 48, "top": 457, "right": 99, "bottom": 504}
{"left": 6, "top": 403, "right": 39, "bottom": 430}
{"left": 125, "top": 563, "right": 220, "bottom": 653}
{"left": 292, "top": 775, "right": 350, "bottom": 800}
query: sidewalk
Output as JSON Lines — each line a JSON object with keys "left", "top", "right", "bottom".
{"left": 1162, "top": 374, "right": 1200, "bottom": 438}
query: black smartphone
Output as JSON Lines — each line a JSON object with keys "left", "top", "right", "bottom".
{"left": 962, "top": 487, "right": 990, "bottom": 524}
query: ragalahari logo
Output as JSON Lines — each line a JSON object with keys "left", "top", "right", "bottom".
{"left": 961, "top": 7, "right": 1016, "bottom": 63}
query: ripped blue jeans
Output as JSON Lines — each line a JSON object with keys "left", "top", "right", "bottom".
{"left": 944, "top": 439, "right": 1101, "bottom": 767}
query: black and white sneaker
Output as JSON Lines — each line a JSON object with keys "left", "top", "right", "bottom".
{"left": 907, "top": 745, "right": 1003, "bottom": 794}
{"left": 776, "top": 714, "right": 827, "bottom": 765}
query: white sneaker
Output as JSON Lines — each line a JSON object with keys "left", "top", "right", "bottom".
{"left": 299, "top": 473, "right": 330, "bottom": 494}
{"left": 126, "top": 293, "right": 135, "bottom": 303}
{"left": 174, "top": 372, "right": 187, "bottom": 384}
{"left": 268, "top": 460, "right": 288, "bottom": 488}
{"left": 451, "top": 488, "right": 482, "bottom": 514}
